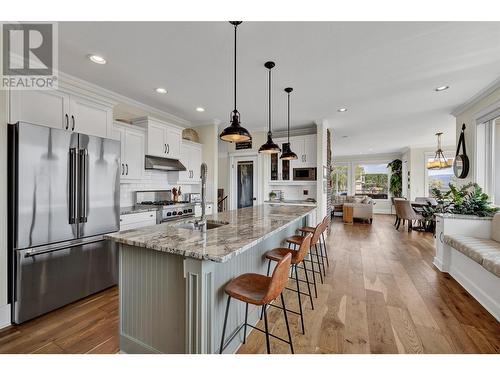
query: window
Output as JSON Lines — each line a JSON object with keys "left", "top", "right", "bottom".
{"left": 354, "top": 163, "right": 389, "bottom": 199}
{"left": 331, "top": 164, "right": 348, "bottom": 196}
{"left": 476, "top": 116, "right": 500, "bottom": 204}
{"left": 425, "top": 152, "right": 456, "bottom": 197}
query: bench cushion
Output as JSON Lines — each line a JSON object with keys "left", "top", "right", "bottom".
{"left": 444, "top": 234, "right": 500, "bottom": 277}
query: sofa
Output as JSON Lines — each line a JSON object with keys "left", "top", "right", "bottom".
{"left": 441, "top": 213, "right": 500, "bottom": 320}
{"left": 335, "top": 195, "right": 375, "bottom": 223}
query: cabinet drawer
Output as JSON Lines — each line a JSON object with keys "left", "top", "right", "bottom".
{"left": 120, "top": 212, "right": 157, "bottom": 226}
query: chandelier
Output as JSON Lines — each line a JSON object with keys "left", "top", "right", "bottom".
{"left": 426, "top": 132, "right": 453, "bottom": 170}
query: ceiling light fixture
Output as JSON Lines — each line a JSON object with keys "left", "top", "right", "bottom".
{"left": 155, "top": 88, "right": 167, "bottom": 94}
{"left": 337, "top": 107, "right": 347, "bottom": 112}
{"left": 259, "top": 61, "right": 281, "bottom": 154}
{"left": 427, "top": 132, "right": 453, "bottom": 170}
{"left": 195, "top": 107, "right": 205, "bottom": 112}
{"left": 280, "top": 87, "right": 298, "bottom": 160}
{"left": 88, "top": 55, "right": 106, "bottom": 64}
{"left": 435, "top": 85, "right": 449, "bottom": 92}
{"left": 219, "top": 21, "right": 251, "bottom": 143}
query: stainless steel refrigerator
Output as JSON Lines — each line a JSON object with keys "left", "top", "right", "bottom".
{"left": 8, "top": 122, "right": 121, "bottom": 323}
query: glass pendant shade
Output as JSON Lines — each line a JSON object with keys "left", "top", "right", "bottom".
{"left": 219, "top": 21, "right": 251, "bottom": 143}
{"left": 259, "top": 132, "right": 281, "bottom": 154}
{"left": 426, "top": 132, "right": 453, "bottom": 170}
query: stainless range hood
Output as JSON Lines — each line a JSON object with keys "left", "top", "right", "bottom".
{"left": 144, "top": 155, "right": 187, "bottom": 171}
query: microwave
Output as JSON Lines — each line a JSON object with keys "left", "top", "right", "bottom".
{"left": 293, "top": 167, "right": 317, "bottom": 181}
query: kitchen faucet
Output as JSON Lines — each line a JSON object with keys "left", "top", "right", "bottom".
{"left": 199, "top": 162, "right": 208, "bottom": 232}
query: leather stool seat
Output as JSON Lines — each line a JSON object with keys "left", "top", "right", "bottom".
{"left": 265, "top": 247, "right": 298, "bottom": 263}
{"left": 298, "top": 226, "right": 315, "bottom": 233}
{"left": 286, "top": 235, "right": 304, "bottom": 246}
{"left": 224, "top": 273, "right": 272, "bottom": 306}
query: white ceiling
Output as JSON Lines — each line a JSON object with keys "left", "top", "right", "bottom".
{"left": 58, "top": 22, "right": 500, "bottom": 156}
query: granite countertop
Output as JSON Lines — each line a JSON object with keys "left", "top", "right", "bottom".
{"left": 435, "top": 213, "right": 493, "bottom": 220}
{"left": 264, "top": 200, "right": 317, "bottom": 207}
{"left": 106, "top": 204, "right": 315, "bottom": 263}
{"left": 120, "top": 206, "right": 159, "bottom": 215}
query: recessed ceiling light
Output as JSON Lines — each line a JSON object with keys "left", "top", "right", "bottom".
{"left": 337, "top": 108, "right": 347, "bottom": 112}
{"left": 88, "top": 55, "right": 106, "bottom": 64}
{"left": 435, "top": 85, "right": 449, "bottom": 92}
{"left": 155, "top": 88, "right": 167, "bottom": 94}
{"left": 195, "top": 107, "right": 205, "bottom": 112}
{"left": 341, "top": 135, "right": 348, "bottom": 139}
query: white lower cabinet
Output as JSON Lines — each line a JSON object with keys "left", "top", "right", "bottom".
{"left": 178, "top": 140, "right": 202, "bottom": 184}
{"left": 120, "top": 211, "right": 157, "bottom": 231}
{"left": 114, "top": 122, "right": 145, "bottom": 181}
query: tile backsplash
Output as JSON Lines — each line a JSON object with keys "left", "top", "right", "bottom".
{"left": 120, "top": 170, "right": 199, "bottom": 207}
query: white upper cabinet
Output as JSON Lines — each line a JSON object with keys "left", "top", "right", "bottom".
{"left": 302, "top": 134, "right": 317, "bottom": 168}
{"left": 269, "top": 134, "right": 317, "bottom": 181}
{"left": 114, "top": 122, "right": 145, "bottom": 181}
{"left": 68, "top": 94, "right": 112, "bottom": 138}
{"left": 9, "top": 89, "right": 70, "bottom": 130}
{"left": 9, "top": 88, "right": 113, "bottom": 138}
{"left": 178, "top": 140, "right": 202, "bottom": 184}
{"left": 133, "top": 117, "right": 183, "bottom": 160}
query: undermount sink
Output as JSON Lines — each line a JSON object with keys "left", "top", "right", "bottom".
{"left": 175, "top": 219, "right": 229, "bottom": 231}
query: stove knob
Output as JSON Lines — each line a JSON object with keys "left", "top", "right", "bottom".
{"left": 183, "top": 209, "right": 188, "bottom": 214}
{"left": 166, "top": 212, "right": 172, "bottom": 216}
{"left": 188, "top": 209, "right": 193, "bottom": 213}
{"left": 178, "top": 211, "right": 183, "bottom": 216}
{"left": 172, "top": 212, "right": 177, "bottom": 216}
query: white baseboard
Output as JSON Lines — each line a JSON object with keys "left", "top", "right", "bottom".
{"left": 446, "top": 250, "right": 500, "bottom": 322}
{"left": 0, "top": 304, "right": 11, "bottom": 329}
{"left": 433, "top": 257, "right": 446, "bottom": 272}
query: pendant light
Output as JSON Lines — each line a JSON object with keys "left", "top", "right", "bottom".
{"left": 280, "top": 87, "right": 298, "bottom": 160}
{"left": 427, "top": 132, "right": 453, "bottom": 170}
{"left": 259, "top": 61, "right": 281, "bottom": 154}
{"left": 219, "top": 21, "right": 252, "bottom": 143}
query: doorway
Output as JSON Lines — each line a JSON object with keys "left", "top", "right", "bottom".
{"left": 230, "top": 155, "right": 258, "bottom": 210}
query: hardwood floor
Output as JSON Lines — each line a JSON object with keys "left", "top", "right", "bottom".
{"left": 0, "top": 214, "right": 498, "bottom": 354}
{"left": 0, "top": 287, "right": 119, "bottom": 354}
{"left": 237, "top": 215, "right": 500, "bottom": 354}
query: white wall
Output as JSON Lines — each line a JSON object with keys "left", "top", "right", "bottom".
{"left": 194, "top": 123, "right": 219, "bottom": 205}
{"left": 454, "top": 85, "right": 500, "bottom": 186}
{"left": 408, "top": 146, "right": 455, "bottom": 200}
{"left": 316, "top": 121, "right": 328, "bottom": 223}
{"left": 0, "top": 85, "right": 9, "bottom": 327}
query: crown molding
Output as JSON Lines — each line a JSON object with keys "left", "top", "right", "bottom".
{"left": 58, "top": 71, "right": 191, "bottom": 127}
{"left": 451, "top": 77, "right": 500, "bottom": 117}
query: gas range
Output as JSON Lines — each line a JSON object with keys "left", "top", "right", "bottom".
{"left": 136, "top": 201, "right": 195, "bottom": 222}
{"left": 134, "top": 190, "right": 196, "bottom": 222}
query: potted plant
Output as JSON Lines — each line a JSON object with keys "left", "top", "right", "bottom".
{"left": 422, "top": 182, "right": 498, "bottom": 233}
{"left": 387, "top": 159, "right": 403, "bottom": 198}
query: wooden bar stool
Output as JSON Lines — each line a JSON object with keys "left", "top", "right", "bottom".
{"left": 298, "top": 216, "right": 330, "bottom": 269}
{"left": 285, "top": 222, "right": 324, "bottom": 297}
{"left": 263, "top": 233, "right": 314, "bottom": 334}
{"left": 219, "top": 253, "right": 294, "bottom": 354}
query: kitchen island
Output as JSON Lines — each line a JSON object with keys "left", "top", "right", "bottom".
{"left": 106, "top": 204, "right": 316, "bottom": 354}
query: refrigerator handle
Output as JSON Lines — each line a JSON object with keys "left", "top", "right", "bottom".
{"left": 79, "top": 149, "right": 89, "bottom": 223}
{"left": 69, "top": 148, "right": 77, "bottom": 224}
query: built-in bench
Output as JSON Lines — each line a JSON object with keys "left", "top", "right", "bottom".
{"left": 434, "top": 213, "right": 500, "bottom": 321}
